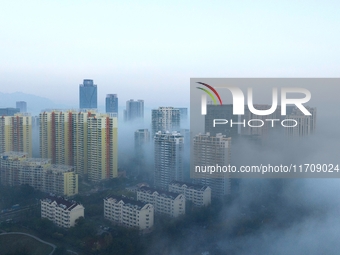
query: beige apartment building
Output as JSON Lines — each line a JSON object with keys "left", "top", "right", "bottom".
{"left": 0, "top": 113, "right": 32, "bottom": 157}
{"left": 0, "top": 151, "right": 78, "bottom": 196}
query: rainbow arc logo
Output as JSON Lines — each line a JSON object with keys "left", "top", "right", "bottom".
{"left": 196, "top": 82, "right": 223, "bottom": 105}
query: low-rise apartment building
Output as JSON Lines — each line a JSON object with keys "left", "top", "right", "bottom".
{"left": 137, "top": 186, "right": 185, "bottom": 217}
{"left": 41, "top": 196, "right": 84, "bottom": 228}
{"left": 104, "top": 196, "right": 154, "bottom": 232}
{"left": 169, "top": 181, "right": 211, "bottom": 207}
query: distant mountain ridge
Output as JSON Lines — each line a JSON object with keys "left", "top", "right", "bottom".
{"left": 0, "top": 91, "right": 75, "bottom": 115}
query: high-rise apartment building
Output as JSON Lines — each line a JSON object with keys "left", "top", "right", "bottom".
{"left": 39, "top": 110, "right": 74, "bottom": 166}
{"left": 204, "top": 104, "right": 238, "bottom": 138}
{"left": 134, "top": 129, "right": 150, "bottom": 173}
{"left": 79, "top": 79, "right": 97, "bottom": 109}
{"left": 177, "top": 107, "right": 188, "bottom": 127}
{"left": 154, "top": 131, "right": 184, "bottom": 190}
{"left": 39, "top": 110, "right": 118, "bottom": 182}
{"left": 192, "top": 133, "right": 231, "bottom": 197}
{"left": 240, "top": 105, "right": 281, "bottom": 137}
{"left": 106, "top": 94, "right": 118, "bottom": 116}
{"left": 32, "top": 116, "right": 40, "bottom": 128}
{"left": 286, "top": 107, "right": 317, "bottom": 137}
{"left": 73, "top": 110, "right": 93, "bottom": 176}
{"left": 0, "top": 113, "right": 32, "bottom": 157}
{"left": 124, "top": 100, "right": 144, "bottom": 121}
{"left": 16, "top": 101, "right": 27, "bottom": 113}
{"left": 135, "top": 129, "right": 150, "bottom": 152}
{"left": 87, "top": 114, "right": 118, "bottom": 181}
{"left": 0, "top": 151, "right": 78, "bottom": 196}
{"left": 151, "top": 107, "right": 180, "bottom": 135}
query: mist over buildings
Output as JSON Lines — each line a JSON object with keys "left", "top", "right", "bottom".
{"left": 1, "top": 1, "right": 340, "bottom": 253}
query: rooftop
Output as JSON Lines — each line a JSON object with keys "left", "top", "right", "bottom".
{"left": 0, "top": 151, "right": 28, "bottom": 159}
{"left": 41, "top": 196, "right": 81, "bottom": 211}
{"left": 105, "top": 196, "right": 148, "bottom": 210}
{"left": 49, "top": 164, "right": 74, "bottom": 172}
{"left": 23, "top": 158, "right": 51, "bottom": 165}
{"left": 138, "top": 186, "right": 181, "bottom": 199}
{"left": 169, "top": 180, "right": 209, "bottom": 191}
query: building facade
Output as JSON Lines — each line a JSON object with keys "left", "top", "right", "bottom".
{"left": 124, "top": 99, "right": 144, "bottom": 122}
{"left": 192, "top": 133, "right": 232, "bottom": 197}
{"left": 0, "top": 113, "right": 32, "bottom": 157}
{"left": 79, "top": 79, "right": 97, "bottom": 109}
{"left": 137, "top": 186, "right": 185, "bottom": 217}
{"left": 154, "top": 131, "right": 184, "bottom": 190}
{"left": 204, "top": 104, "right": 238, "bottom": 138}
{"left": 104, "top": 196, "right": 154, "bottom": 231}
{"left": 240, "top": 105, "right": 281, "bottom": 137}
{"left": 87, "top": 114, "right": 118, "bottom": 181}
{"left": 41, "top": 196, "right": 84, "bottom": 228}
{"left": 106, "top": 94, "right": 118, "bottom": 116}
{"left": 39, "top": 110, "right": 74, "bottom": 166}
{"left": 169, "top": 181, "right": 211, "bottom": 207}
{"left": 39, "top": 110, "right": 118, "bottom": 181}
{"left": 151, "top": 107, "right": 180, "bottom": 135}
{"left": 134, "top": 129, "right": 150, "bottom": 173}
{"left": 0, "top": 151, "right": 78, "bottom": 196}
{"left": 135, "top": 129, "right": 150, "bottom": 149}
{"left": 286, "top": 107, "right": 317, "bottom": 137}
{"left": 16, "top": 101, "right": 27, "bottom": 113}
{"left": 177, "top": 107, "right": 188, "bottom": 127}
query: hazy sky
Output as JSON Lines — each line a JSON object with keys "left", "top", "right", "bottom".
{"left": 1, "top": 1, "right": 339, "bottom": 108}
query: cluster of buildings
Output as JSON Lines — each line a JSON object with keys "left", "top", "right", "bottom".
{"left": 42, "top": 184, "right": 200, "bottom": 232}
{"left": 3, "top": 79, "right": 319, "bottom": 233}
{"left": 39, "top": 110, "right": 118, "bottom": 182}
{"left": 190, "top": 104, "right": 317, "bottom": 197}
{"left": 79, "top": 79, "right": 145, "bottom": 122}
{"left": 0, "top": 81, "right": 190, "bottom": 188}
{"left": 0, "top": 151, "right": 78, "bottom": 196}
{"left": 0, "top": 109, "right": 118, "bottom": 185}
{"left": 103, "top": 181, "right": 211, "bottom": 232}
{"left": 0, "top": 102, "right": 27, "bottom": 116}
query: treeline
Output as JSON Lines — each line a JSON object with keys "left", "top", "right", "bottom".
{"left": 0, "top": 184, "right": 44, "bottom": 210}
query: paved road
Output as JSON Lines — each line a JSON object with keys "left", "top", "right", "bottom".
{"left": 67, "top": 249, "right": 79, "bottom": 255}
{"left": 0, "top": 232, "right": 56, "bottom": 255}
{"left": 0, "top": 205, "right": 38, "bottom": 222}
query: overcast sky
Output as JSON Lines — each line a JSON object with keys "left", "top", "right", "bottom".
{"left": 1, "top": 1, "right": 339, "bottom": 108}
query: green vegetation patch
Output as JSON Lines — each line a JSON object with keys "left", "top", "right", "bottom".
{"left": 0, "top": 234, "right": 53, "bottom": 255}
